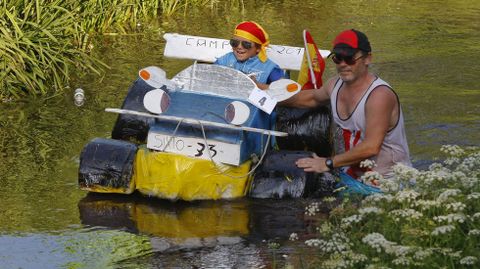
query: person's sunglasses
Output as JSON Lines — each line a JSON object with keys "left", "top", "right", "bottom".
{"left": 331, "top": 54, "right": 366, "bottom": 65}
{"left": 230, "top": 39, "right": 254, "bottom": 50}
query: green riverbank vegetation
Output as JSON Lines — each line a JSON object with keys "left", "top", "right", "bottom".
{"left": 288, "top": 145, "right": 479, "bottom": 268}
{"left": 0, "top": 0, "right": 239, "bottom": 100}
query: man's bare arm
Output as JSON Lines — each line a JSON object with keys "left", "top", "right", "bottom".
{"left": 279, "top": 76, "right": 336, "bottom": 108}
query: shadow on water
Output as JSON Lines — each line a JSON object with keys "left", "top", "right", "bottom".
{"left": 78, "top": 192, "right": 327, "bottom": 268}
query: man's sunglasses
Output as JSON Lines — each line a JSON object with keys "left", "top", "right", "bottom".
{"left": 230, "top": 39, "right": 254, "bottom": 49}
{"left": 331, "top": 54, "right": 366, "bottom": 65}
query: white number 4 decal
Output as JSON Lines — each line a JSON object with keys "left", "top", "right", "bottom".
{"left": 248, "top": 87, "right": 277, "bottom": 114}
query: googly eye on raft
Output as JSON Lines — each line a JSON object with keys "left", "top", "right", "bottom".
{"left": 225, "top": 101, "right": 250, "bottom": 125}
{"left": 143, "top": 89, "right": 171, "bottom": 114}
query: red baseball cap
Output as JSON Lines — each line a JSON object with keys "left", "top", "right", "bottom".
{"left": 332, "top": 29, "right": 371, "bottom": 57}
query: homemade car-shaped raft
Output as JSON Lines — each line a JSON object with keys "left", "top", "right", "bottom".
{"left": 78, "top": 33, "right": 337, "bottom": 200}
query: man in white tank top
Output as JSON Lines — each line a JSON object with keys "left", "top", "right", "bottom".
{"left": 282, "top": 29, "right": 411, "bottom": 184}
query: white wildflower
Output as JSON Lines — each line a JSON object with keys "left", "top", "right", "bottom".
{"left": 321, "top": 258, "right": 347, "bottom": 269}
{"left": 468, "top": 229, "right": 480, "bottom": 236}
{"left": 461, "top": 155, "right": 480, "bottom": 170}
{"left": 359, "top": 206, "right": 383, "bottom": 215}
{"left": 413, "top": 249, "right": 433, "bottom": 260}
{"left": 378, "top": 178, "right": 400, "bottom": 193}
{"left": 428, "top": 162, "right": 445, "bottom": 172}
{"left": 417, "top": 170, "right": 450, "bottom": 186}
{"left": 344, "top": 251, "right": 368, "bottom": 263}
{"left": 363, "top": 193, "right": 394, "bottom": 204}
{"left": 360, "top": 159, "right": 376, "bottom": 169}
{"left": 395, "top": 189, "right": 420, "bottom": 203}
{"left": 460, "top": 176, "right": 479, "bottom": 189}
{"left": 445, "top": 202, "right": 466, "bottom": 212}
{"left": 431, "top": 225, "right": 455, "bottom": 236}
{"left": 440, "top": 144, "right": 465, "bottom": 157}
{"left": 305, "top": 202, "right": 320, "bottom": 216}
{"left": 360, "top": 171, "right": 382, "bottom": 185}
{"left": 362, "top": 233, "right": 412, "bottom": 257}
{"left": 390, "top": 209, "right": 423, "bottom": 221}
{"left": 319, "top": 222, "right": 333, "bottom": 234}
{"left": 305, "top": 239, "right": 321, "bottom": 247}
{"left": 460, "top": 256, "right": 478, "bottom": 265}
{"left": 437, "top": 188, "right": 462, "bottom": 202}
{"left": 456, "top": 154, "right": 480, "bottom": 174}
{"left": 393, "top": 163, "right": 418, "bottom": 181}
{"left": 415, "top": 199, "right": 440, "bottom": 211}
{"left": 341, "top": 214, "right": 363, "bottom": 228}
{"left": 305, "top": 233, "right": 351, "bottom": 254}
{"left": 448, "top": 250, "right": 463, "bottom": 258}
{"left": 322, "top": 255, "right": 355, "bottom": 269}
{"left": 473, "top": 212, "right": 480, "bottom": 219}
{"left": 392, "top": 257, "right": 410, "bottom": 266}
{"left": 448, "top": 171, "right": 474, "bottom": 188}
{"left": 365, "top": 265, "right": 391, "bottom": 269}
{"left": 435, "top": 247, "right": 460, "bottom": 257}
{"left": 289, "top": 233, "right": 298, "bottom": 241}
{"left": 467, "top": 192, "right": 480, "bottom": 200}
{"left": 362, "top": 233, "right": 394, "bottom": 254}
{"left": 433, "top": 213, "right": 466, "bottom": 224}
{"left": 268, "top": 242, "right": 280, "bottom": 249}
{"left": 444, "top": 157, "right": 460, "bottom": 166}
{"left": 391, "top": 245, "right": 413, "bottom": 257}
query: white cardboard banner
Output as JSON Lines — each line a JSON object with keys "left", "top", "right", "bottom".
{"left": 163, "top": 33, "right": 330, "bottom": 71}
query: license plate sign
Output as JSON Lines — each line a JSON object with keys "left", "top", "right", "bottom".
{"left": 147, "top": 131, "right": 241, "bottom": 165}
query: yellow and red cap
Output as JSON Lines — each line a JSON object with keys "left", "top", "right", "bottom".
{"left": 233, "top": 21, "right": 270, "bottom": 62}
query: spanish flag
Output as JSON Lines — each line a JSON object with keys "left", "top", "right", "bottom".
{"left": 297, "top": 30, "right": 325, "bottom": 89}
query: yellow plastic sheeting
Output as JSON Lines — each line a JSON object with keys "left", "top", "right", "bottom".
{"left": 134, "top": 148, "right": 252, "bottom": 200}
{"left": 134, "top": 203, "right": 249, "bottom": 238}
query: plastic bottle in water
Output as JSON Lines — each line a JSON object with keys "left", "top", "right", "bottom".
{"left": 74, "top": 88, "right": 85, "bottom": 106}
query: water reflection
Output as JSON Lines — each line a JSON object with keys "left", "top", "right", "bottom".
{"left": 78, "top": 193, "right": 324, "bottom": 268}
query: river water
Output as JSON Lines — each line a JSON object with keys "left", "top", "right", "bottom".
{"left": 0, "top": 0, "right": 479, "bottom": 268}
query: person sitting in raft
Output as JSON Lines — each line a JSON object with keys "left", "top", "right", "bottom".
{"left": 215, "top": 21, "right": 285, "bottom": 90}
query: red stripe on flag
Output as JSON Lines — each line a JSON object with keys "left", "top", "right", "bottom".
{"left": 297, "top": 30, "right": 326, "bottom": 90}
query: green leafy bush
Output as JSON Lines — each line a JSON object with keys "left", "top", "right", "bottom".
{"left": 296, "top": 145, "right": 480, "bottom": 268}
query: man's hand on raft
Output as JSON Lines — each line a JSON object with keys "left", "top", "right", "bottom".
{"left": 296, "top": 153, "right": 329, "bottom": 173}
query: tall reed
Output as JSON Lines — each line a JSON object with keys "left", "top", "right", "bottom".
{"left": 0, "top": 0, "right": 104, "bottom": 99}
{"left": 0, "top": 0, "right": 224, "bottom": 100}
